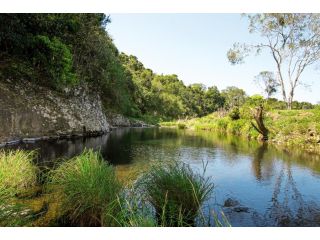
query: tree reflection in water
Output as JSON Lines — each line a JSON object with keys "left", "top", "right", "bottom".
{"left": 265, "top": 163, "right": 320, "bottom": 226}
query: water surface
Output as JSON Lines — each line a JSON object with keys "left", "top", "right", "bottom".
{"left": 4, "top": 127, "right": 320, "bottom": 226}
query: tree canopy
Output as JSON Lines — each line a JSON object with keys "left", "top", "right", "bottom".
{"left": 0, "top": 13, "right": 317, "bottom": 121}
{"left": 227, "top": 13, "right": 320, "bottom": 109}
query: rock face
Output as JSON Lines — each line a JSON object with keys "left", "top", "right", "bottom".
{"left": 106, "top": 113, "right": 132, "bottom": 127}
{"left": 0, "top": 80, "right": 110, "bottom": 145}
{"left": 106, "top": 112, "right": 153, "bottom": 128}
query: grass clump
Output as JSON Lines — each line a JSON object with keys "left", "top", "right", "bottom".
{"left": 47, "top": 149, "right": 122, "bottom": 226}
{"left": 0, "top": 150, "right": 38, "bottom": 197}
{"left": 110, "top": 189, "right": 157, "bottom": 227}
{"left": 138, "top": 161, "right": 214, "bottom": 226}
{"left": 0, "top": 150, "right": 40, "bottom": 226}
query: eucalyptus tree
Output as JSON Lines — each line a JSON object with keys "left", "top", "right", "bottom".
{"left": 227, "top": 14, "right": 320, "bottom": 109}
{"left": 254, "top": 71, "right": 280, "bottom": 99}
{"left": 221, "top": 86, "right": 247, "bottom": 109}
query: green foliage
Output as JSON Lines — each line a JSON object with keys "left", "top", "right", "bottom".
{"left": 228, "top": 14, "right": 320, "bottom": 109}
{"left": 0, "top": 13, "right": 138, "bottom": 115}
{"left": 177, "top": 123, "right": 187, "bottom": 129}
{"left": 221, "top": 86, "right": 247, "bottom": 109}
{"left": 47, "top": 149, "right": 122, "bottom": 226}
{"left": 120, "top": 53, "right": 225, "bottom": 119}
{"left": 228, "top": 107, "right": 241, "bottom": 120}
{"left": 226, "top": 119, "right": 247, "bottom": 135}
{"left": 165, "top": 107, "right": 320, "bottom": 152}
{"left": 137, "top": 161, "right": 214, "bottom": 226}
{"left": 31, "top": 35, "right": 76, "bottom": 88}
{"left": 0, "top": 14, "right": 316, "bottom": 120}
{"left": 254, "top": 71, "right": 279, "bottom": 98}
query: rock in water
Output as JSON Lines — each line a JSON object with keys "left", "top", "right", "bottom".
{"left": 224, "top": 198, "right": 240, "bottom": 207}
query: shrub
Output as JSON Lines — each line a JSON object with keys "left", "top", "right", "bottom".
{"left": 47, "top": 149, "right": 122, "bottom": 226}
{"left": 177, "top": 123, "right": 187, "bottom": 129}
{"left": 0, "top": 150, "right": 38, "bottom": 197}
{"left": 216, "top": 118, "right": 229, "bottom": 131}
{"left": 138, "top": 161, "right": 214, "bottom": 226}
{"left": 227, "top": 119, "right": 246, "bottom": 135}
{"left": 228, "top": 107, "right": 240, "bottom": 120}
{"left": 31, "top": 35, "right": 77, "bottom": 88}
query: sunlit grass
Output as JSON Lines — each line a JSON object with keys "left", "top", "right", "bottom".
{"left": 0, "top": 149, "right": 38, "bottom": 197}
{"left": 137, "top": 161, "right": 214, "bottom": 226}
{"left": 47, "top": 149, "right": 122, "bottom": 226}
{"left": 0, "top": 149, "right": 223, "bottom": 227}
{"left": 0, "top": 150, "right": 40, "bottom": 226}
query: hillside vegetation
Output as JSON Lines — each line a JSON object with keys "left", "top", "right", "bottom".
{"left": 1, "top": 14, "right": 319, "bottom": 150}
{"left": 0, "top": 13, "right": 228, "bottom": 121}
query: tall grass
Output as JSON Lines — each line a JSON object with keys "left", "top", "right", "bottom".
{"left": 108, "top": 190, "right": 157, "bottom": 227}
{"left": 47, "top": 149, "right": 122, "bottom": 226}
{"left": 0, "top": 150, "right": 39, "bottom": 226}
{"left": 137, "top": 161, "right": 214, "bottom": 226}
{"left": 0, "top": 150, "right": 38, "bottom": 197}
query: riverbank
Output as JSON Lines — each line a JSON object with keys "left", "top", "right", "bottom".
{"left": 161, "top": 109, "right": 320, "bottom": 154}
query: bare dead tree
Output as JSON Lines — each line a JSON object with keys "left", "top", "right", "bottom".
{"left": 251, "top": 105, "right": 269, "bottom": 141}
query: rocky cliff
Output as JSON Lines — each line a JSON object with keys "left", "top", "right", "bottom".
{"left": 106, "top": 112, "right": 151, "bottom": 128}
{"left": 0, "top": 80, "right": 110, "bottom": 145}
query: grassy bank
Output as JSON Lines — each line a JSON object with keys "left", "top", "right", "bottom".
{"left": 161, "top": 109, "right": 320, "bottom": 154}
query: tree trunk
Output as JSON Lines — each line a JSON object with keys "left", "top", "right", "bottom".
{"left": 287, "top": 98, "right": 292, "bottom": 110}
{"left": 251, "top": 105, "right": 269, "bottom": 141}
{"left": 287, "top": 88, "right": 294, "bottom": 110}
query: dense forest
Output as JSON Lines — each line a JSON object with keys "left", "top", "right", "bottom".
{"left": 0, "top": 13, "right": 316, "bottom": 122}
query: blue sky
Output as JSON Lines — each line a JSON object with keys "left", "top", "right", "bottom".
{"left": 106, "top": 13, "right": 320, "bottom": 104}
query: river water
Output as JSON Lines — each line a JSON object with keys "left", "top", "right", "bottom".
{"left": 4, "top": 127, "right": 320, "bottom": 226}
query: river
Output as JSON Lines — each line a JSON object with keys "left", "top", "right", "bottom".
{"left": 4, "top": 127, "right": 320, "bottom": 226}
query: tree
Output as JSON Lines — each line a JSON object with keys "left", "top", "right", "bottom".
{"left": 203, "top": 86, "right": 225, "bottom": 114}
{"left": 221, "top": 86, "right": 247, "bottom": 109}
{"left": 0, "top": 14, "right": 139, "bottom": 115}
{"left": 254, "top": 71, "right": 279, "bottom": 99}
{"left": 227, "top": 14, "right": 320, "bottom": 109}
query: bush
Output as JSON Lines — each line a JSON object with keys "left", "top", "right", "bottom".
{"left": 138, "top": 161, "right": 213, "bottom": 226}
{"left": 227, "top": 119, "right": 246, "bottom": 135}
{"left": 228, "top": 107, "right": 240, "bottom": 120}
{"left": 47, "top": 149, "right": 122, "bottom": 226}
{"left": 31, "top": 35, "right": 77, "bottom": 88}
{"left": 177, "top": 123, "right": 187, "bottom": 129}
